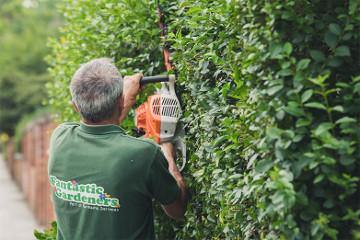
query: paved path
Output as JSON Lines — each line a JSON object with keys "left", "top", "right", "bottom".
{"left": 0, "top": 155, "right": 42, "bottom": 240}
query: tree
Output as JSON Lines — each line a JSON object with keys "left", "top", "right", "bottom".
{"left": 0, "top": 0, "right": 60, "bottom": 135}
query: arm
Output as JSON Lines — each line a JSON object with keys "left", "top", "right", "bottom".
{"left": 160, "top": 142, "right": 187, "bottom": 221}
{"left": 119, "top": 74, "right": 187, "bottom": 219}
{"left": 118, "top": 73, "right": 143, "bottom": 124}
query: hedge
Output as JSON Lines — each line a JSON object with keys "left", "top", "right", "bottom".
{"left": 46, "top": 0, "right": 360, "bottom": 239}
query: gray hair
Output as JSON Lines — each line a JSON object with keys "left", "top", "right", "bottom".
{"left": 70, "top": 58, "right": 123, "bottom": 122}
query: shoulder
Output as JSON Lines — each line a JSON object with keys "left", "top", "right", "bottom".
{"left": 123, "top": 135, "right": 160, "bottom": 150}
{"left": 52, "top": 122, "right": 79, "bottom": 133}
{"left": 51, "top": 122, "right": 79, "bottom": 139}
{"left": 122, "top": 135, "right": 162, "bottom": 159}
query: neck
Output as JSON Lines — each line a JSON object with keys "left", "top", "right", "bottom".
{"left": 82, "top": 117, "right": 120, "bottom": 126}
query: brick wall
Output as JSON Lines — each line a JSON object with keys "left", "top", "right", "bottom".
{"left": 6, "top": 115, "right": 57, "bottom": 227}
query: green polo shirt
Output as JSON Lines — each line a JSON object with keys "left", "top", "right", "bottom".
{"left": 48, "top": 122, "right": 180, "bottom": 240}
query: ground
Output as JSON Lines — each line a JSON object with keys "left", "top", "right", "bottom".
{"left": 0, "top": 155, "right": 42, "bottom": 240}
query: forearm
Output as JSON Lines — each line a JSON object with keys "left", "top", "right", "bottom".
{"left": 159, "top": 143, "right": 188, "bottom": 220}
{"left": 118, "top": 96, "right": 136, "bottom": 124}
{"left": 163, "top": 151, "right": 187, "bottom": 208}
{"left": 118, "top": 73, "right": 142, "bottom": 124}
{"left": 169, "top": 164, "right": 187, "bottom": 207}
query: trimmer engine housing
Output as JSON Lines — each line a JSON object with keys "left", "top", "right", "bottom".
{"left": 135, "top": 94, "right": 181, "bottom": 143}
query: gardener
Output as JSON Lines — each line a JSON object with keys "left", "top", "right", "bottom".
{"left": 48, "top": 58, "right": 187, "bottom": 240}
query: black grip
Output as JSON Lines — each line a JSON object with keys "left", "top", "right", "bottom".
{"left": 140, "top": 75, "right": 169, "bottom": 85}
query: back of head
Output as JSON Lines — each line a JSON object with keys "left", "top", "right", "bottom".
{"left": 70, "top": 58, "right": 123, "bottom": 122}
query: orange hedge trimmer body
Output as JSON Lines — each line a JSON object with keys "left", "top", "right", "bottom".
{"left": 135, "top": 75, "right": 186, "bottom": 170}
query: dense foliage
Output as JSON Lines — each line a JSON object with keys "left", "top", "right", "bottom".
{"left": 232, "top": 1, "right": 360, "bottom": 239}
{"left": 47, "top": 0, "right": 359, "bottom": 239}
{"left": 0, "top": 0, "right": 60, "bottom": 136}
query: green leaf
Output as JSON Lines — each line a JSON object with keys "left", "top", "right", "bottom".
{"left": 309, "top": 73, "right": 330, "bottom": 86}
{"left": 193, "top": 169, "right": 204, "bottom": 178}
{"left": 34, "top": 230, "right": 45, "bottom": 239}
{"left": 353, "top": 76, "right": 360, "bottom": 82}
{"left": 304, "top": 102, "right": 327, "bottom": 110}
{"left": 301, "top": 89, "right": 313, "bottom": 103}
{"left": 278, "top": 69, "right": 292, "bottom": 76}
{"left": 267, "top": 127, "right": 283, "bottom": 139}
{"left": 340, "top": 156, "right": 355, "bottom": 166}
{"left": 349, "top": 0, "right": 359, "bottom": 14}
{"left": 294, "top": 72, "right": 304, "bottom": 82}
{"left": 314, "top": 174, "right": 325, "bottom": 184}
{"left": 267, "top": 85, "right": 283, "bottom": 96}
{"left": 270, "top": 44, "right": 283, "bottom": 59}
{"left": 354, "top": 83, "right": 360, "bottom": 94}
{"left": 321, "top": 133, "right": 342, "bottom": 150}
{"left": 283, "top": 42, "right": 293, "bottom": 55}
{"left": 328, "top": 57, "right": 343, "bottom": 67}
{"left": 296, "top": 59, "right": 311, "bottom": 71}
{"left": 314, "top": 122, "right": 334, "bottom": 136}
{"left": 281, "top": 61, "right": 291, "bottom": 69}
{"left": 310, "top": 50, "right": 326, "bottom": 62}
{"left": 213, "top": 135, "right": 227, "bottom": 146}
{"left": 336, "top": 117, "right": 356, "bottom": 124}
{"left": 293, "top": 134, "right": 303, "bottom": 142}
{"left": 276, "top": 109, "right": 285, "bottom": 120}
{"left": 247, "top": 153, "right": 258, "bottom": 169}
{"left": 324, "top": 199, "right": 335, "bottom": 209}
{"left": 51, "top": 221, "right": 57, "bottom": 229}
{"left": 324, "top": 31, "right": 337, "bottom": 49}
{"left": 296, "top": 118, "right": 312, "bottom": 127}
{"left": 335, "top": 46, "right": 351, "bottom": 57}
{"left": 200, "top": 61, "right": 209, "bottom": 74}
{"left": 255, "top": 159, "right": 274, "bottom": 173}
{"left": 229, "top": 173, "right": 242, "bottom": 179}
{"left": 331, "top": 105, "right": 344, "bottom": 112}
{"left": 343, "top": 32, "right": 352, "bottom": 41}
{"left": 329, "top": 23, "right": 341, "bottom": 35}
{"left": 293, "top": 158, "right": 311, "bottom": 177}
{"left": 284, "top": 103, "right": 305, "bottom": 117}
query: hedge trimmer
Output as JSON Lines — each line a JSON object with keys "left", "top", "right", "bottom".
{"left": 135, "top": 74, "right": 186, "bottom": 171}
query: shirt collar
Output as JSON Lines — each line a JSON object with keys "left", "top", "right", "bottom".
{"left": 79, "top": 122, "right": 126, "bottom": 135}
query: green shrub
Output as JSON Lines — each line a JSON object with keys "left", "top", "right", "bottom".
{"left": 47, "top": 0, "right": 360, "bottom": 239}
{"left": 34, "top": 221, "right": 57, "bottom": 240}
{"left": 234, "top": 1, "right": 360, "bottom": 239}
{"left": 160, "top": 1, "right": 256, "bottom": 239}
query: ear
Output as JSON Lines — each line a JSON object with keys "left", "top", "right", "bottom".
{"left": 118, "top": 94, "right": 124, "bottom": 111}
{"left": 72, "top": 100, "right": 80, "bottom": 113}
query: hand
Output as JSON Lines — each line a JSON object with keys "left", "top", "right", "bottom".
{"left": 123, "top": 73, "right": 143, "bottom": 107}
{"left": 118, "top": 73, "right": 143, "bottom": 124}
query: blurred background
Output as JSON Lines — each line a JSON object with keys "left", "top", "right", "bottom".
{"left": 0, "top": 0, "right": 61, "bottom": 239}
{"left": 0, "top": 0, "right": 60, "bottom": 137}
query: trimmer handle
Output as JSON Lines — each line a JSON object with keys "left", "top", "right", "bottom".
{"left": 140, "top": 75, "right": 175, "bottom": 85}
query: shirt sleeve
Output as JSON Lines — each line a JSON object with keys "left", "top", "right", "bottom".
{"left": 147, "top": 147, "right": 180, "bottom": 205}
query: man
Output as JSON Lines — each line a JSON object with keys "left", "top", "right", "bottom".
{"left": 48, "top": 58, "right": 187, "bottom": 240}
